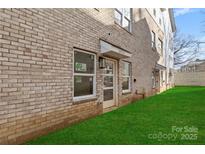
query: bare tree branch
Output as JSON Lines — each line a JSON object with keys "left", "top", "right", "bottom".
{"left": 173, "top": 30, "right": 198, "bottom": 67}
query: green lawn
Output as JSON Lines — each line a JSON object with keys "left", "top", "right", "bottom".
{"left": 27, "top": 86, "right": 205, "bottom": 145}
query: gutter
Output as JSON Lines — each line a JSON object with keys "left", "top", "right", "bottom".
{"left": 168, "top": 9, "right": 176, "bottom": 32}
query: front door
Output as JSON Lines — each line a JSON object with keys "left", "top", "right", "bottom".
{"left": 103, "top": 59, "right": 117, "bottom": 108}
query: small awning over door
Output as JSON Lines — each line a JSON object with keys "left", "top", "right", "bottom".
{"left": 100, "top": 40, "right": 132, "bottom": 59}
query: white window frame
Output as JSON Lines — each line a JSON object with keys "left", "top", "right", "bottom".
{"left": 122, "top": 61, "right": 131, "bottom": 93}
{"left": 73, "top": 49, "right": 96, "bottom": 101}
{"left": 114, "top": 8, "right": 132, "bottom": 32}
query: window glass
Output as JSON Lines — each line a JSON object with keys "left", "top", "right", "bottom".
{"left": 103, "top": 60, "right": 113, "bottom": 74}
{"left": 116, "top": 8, "right": 123, "bottom": 12}
{"left": 123, "top": 18, "right": 130, "bottom": 31}
{"left": 104, "top": 89, "right": 113, "bottom": 101}
{"left": 74, "top": 50, "right": 96, "bottom": 99}
{"left": 159, "top": 18, "right": 162, "bottom": 25}
{"left": 122, "top": 77, "right": 129, "bottom": 90}
{"left": 74, "top": 76, "right": 93, "bottom": 97}
{"left": 104, "top": 76, "right": 113, "bottom": 87}
{"left": 161, "top": 71, "right": 164, "bottom": 85}
{"left": 74, "top": 51, "right": 94, "bottom": 74}
{"left": 152, "top": 73, "right": 156, "bottom": 88}
{"left": 161, "top": 40, "right": 163, "bottom": 50}
{"left": 122, "top": 62, "right": 131, "bottom": 91}
{"left": 151, "top": 31, "right": 156, "bottom": 47}
{"left": 114, "top": 8, "right": 132, "bottom": 32}
{"left": 158, "top": 39, "right": 163, "bottom": 54}
{"left": 153, "top": 9, "right": 156, "bottom": 17}
{"left": 114, "top": 9, "right": 122, "bottom": 25}
{"left": 124, "top": 8, "right": 131, "bottom": 19}
{"left": 123, "top": 62, "right": 130, "bottom": 76}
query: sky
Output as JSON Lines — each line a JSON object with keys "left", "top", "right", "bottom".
{"left": 174, "top": 8, "right": 205, "bottom": 60}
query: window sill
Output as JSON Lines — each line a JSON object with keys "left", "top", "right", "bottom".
{"left": 122, "top": 90, "right": 132, "bottom": 95}
{"left": 114, "top": 21, "right": 132, "bottom": 35}
{"left": 73, "top": 96, "right": 97, "bottom": 105}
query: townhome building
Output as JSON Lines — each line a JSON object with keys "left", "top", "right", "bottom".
{"left": 142, "top": 8, "right": 176, "bottom": 93}
{"left": 162, "top": 9, "right": 176, "bottom": 89}
{"left": 0, "top": 8, "right": 176, "bottom": 144}
{"left": 144, "top": 8, "right": 166, "bottom": 93}
{"left": 179, "top": 59, "right": 205, "bottom": 72}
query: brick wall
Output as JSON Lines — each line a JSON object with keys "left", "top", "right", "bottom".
{"left": 0, "top": 8, "right": 160, "bottom": 144}
{"left": 174, "top": 72, "right": 205, "bottom": 86}
{"left": 196, "top": 63, "right": 205, "bottom": 72}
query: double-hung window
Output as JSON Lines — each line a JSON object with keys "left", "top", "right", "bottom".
{"left": 122, "top": 61, "right": 131, "bottom": 93}
{"left": 158, "top": 38, "right": 163, "bottom": 55}
{"left": 153, "top": 9, "right": 156, "bottom": 17}
{"left": 151, "top": 31, "right": 156, "bottom": 48}
{"left": 159, "top": 18, "right": 162, "bottom": 25}
{"left": 152, "top": 73, "right": 156, "bottom": 88}
{"left": 114, "top": 8, "right": 132, "bottom": 32}
{"left": 160, "top": 71, "right": 164, "bottom": 86}
{"left": 74, "top": 50, "right": 96, "bottom": 100}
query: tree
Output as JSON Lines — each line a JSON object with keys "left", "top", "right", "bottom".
{"left": 173, "top": 30, "right": 198, "bottom": 67}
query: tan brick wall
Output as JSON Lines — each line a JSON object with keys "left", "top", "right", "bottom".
{"left": 196, "top": 63, "right": 205, "bottom": 72}
{"left": 128, "top": 9, "right": 160, "bottom": 95}
{"left": 1, "top": 100, "right": 102, "bottom": 144}
{"left": 174, "top": 72, "right": 205, "bottom": 86}
{"left": 0, "top": 8, "right": 161, "bottom": 144}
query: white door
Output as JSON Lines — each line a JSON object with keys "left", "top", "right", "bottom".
{"left": 103, "top": 59, "right": 117, "bottom": 108}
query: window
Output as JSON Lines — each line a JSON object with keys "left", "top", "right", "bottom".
{"left": 158, "top": 38, "right": 163, "bottom": 55}
{"left": 151, "top": 31, "right": 156, "bottom": 48}
{"left": 122, "top": 61, "right": 131, "bottom": 92}
{"left": 160, "top": 71, "right": 164, "bottom": 86}
{"left": 153, "top": 9, "right": 156, "bottom": 17}
{"left": 114, "top": 9, "right": 122, "bottom": 25}
{"left": 159, "top": 18, "right": 162, "bottom": 25}
{"left": 114, "top": 8, "right": 132, "bottom": 32}
{"left": 152, "top": 73, "right": 156, "bottom": 88}
{"left": 74, "top": 50, "right": 96, "bottom": 100}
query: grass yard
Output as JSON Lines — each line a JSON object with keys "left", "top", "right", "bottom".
{"left": 27, "top": 86, "right": 205, "bottom": 145}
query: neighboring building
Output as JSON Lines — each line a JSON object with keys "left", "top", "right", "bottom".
{"left": 162, "top": 9, "right": 176, "bottom": 89}
{"left": 140, "top": 8, "right": 176, "bottom": 93}
{"left": 178, "top": 59, "right": 205, "bottom": 72}
{"left": 0, "top": 8, "right": 176, "bottom": 144}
